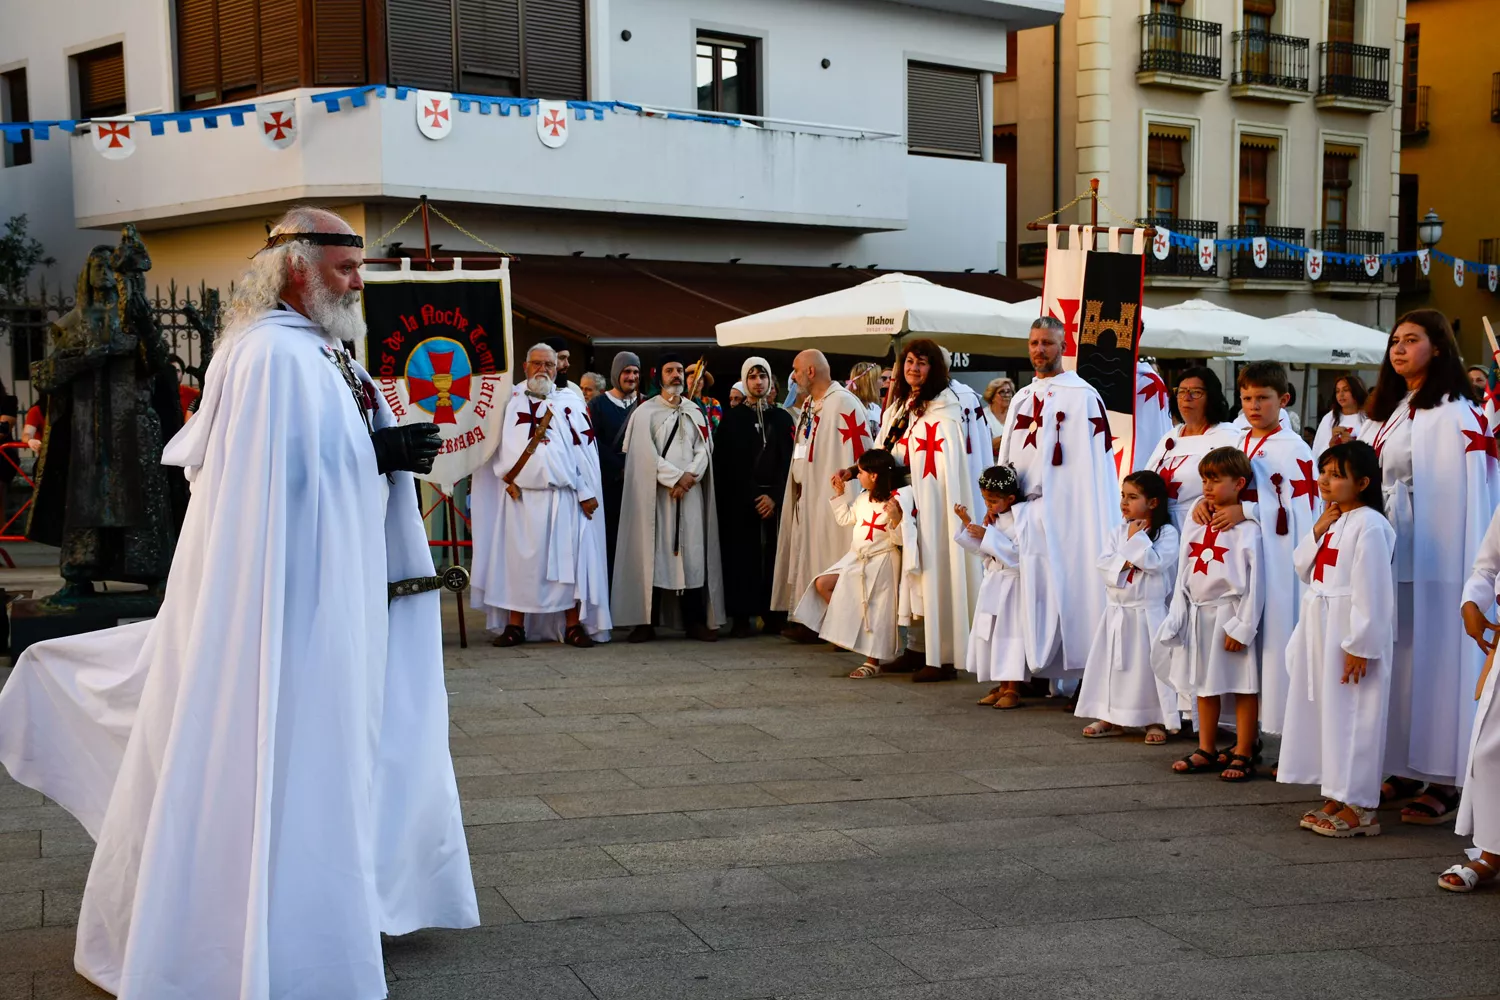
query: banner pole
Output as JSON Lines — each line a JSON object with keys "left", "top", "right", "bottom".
{"left": 446, "top": 488, "right": 468, "bottom": 649}
{"left": 420, "top": 194, "right": 433, "bottom": 260}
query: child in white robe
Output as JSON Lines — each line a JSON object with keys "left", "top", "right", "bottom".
{"left": 1077, "top": 469, "right": 1180, "bottom": 743}
{"left": 954, "top": 465, "right": 1036, "bottom": 710}
{"left": 1278, "top": 441, "right": 1396, "bottom": 837}
{"left": 1157, "top": 446, "right": 1265, "bottom": 781}
{"left": 1446, "top": 504, "right": 1500, "bottom": 891}
{"left": 793, "top": 449, "right": 903, "bottom": 676}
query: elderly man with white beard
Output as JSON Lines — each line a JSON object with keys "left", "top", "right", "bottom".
{"left": 612, "top": 352, "right": 726, "bottom": 642}
{"left": 474, "top": 342, "right": 606, "bottom": 648}
{"left": 0, "top": 206, "right": 479, "bottom": 999}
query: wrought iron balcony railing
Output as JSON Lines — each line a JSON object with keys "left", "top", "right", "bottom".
{"left": 1318, "top": 42, "right": 1391, "bottom": 102}
{"left": 1139, "top": 13, "right": 1222, "bottom": 80}
{"left": 1228, "top": 224, "right": 1307, "bottom": 282}
{"left": 1231, "top": 30, "right": 1309, "bottom": 91}
{"left": 1139, "top": 218, "right": 1219, "bottom": 278}
{"left": 1314, "top": 228, "right": 1386, "bottom": 283}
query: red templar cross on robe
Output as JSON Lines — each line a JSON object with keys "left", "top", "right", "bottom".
{"left": 1090, "top": 401, "right": 1112, "bottom": 451}
{"left": 1464, "top": 414, "right": 1499, "bottom": 460}
{"left": 1188, "top": 525, "right": 1229, "bottom": 575}
{"left": 838, "top": 410, "right": 868, "bottom": 460}
{"left": 1290, "top": 459, "right": 1317, "bottom": 509}
{"left": 1139, "top": 371, "right": 1168, "bottom": 409}
{"left": 407, "top": 349, "right": 470, "bottom": 425}
{"left": 1158, "top": 456, "right": 1186, "bottom": 500}
{"left": 860, "top": 512, "right": 886, "bottom": 541}
{"left": 1015, "top": 395, "right": 1045, "bottom": 449}
{"left": 914, "top": 421, "right": 944, "bottom": 479}
{"left": 1312, "top": 531, "right": 1339, "bottom": 582}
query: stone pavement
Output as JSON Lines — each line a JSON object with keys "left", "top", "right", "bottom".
{"left": 3, "top": 625, "right": 1500, "bottom": 1000}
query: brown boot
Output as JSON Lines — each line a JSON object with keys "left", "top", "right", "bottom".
{"left": 686, "top": 623, "right": 719, "bottom": 643}
{"left": 912, "top": 664, "right": 957, "bottom": 683}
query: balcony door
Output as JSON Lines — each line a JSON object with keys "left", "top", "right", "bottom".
{"left": 1327, "top": 0, "right": 1356, "bottom": 79}
{"left": 1243, "top": 0, "right": 1275, "bottom": 78}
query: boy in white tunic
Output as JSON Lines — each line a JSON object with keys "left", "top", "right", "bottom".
{"left": 1077, "top": 469, "right": 1180, "bottom": 743}
{"left": 954, "top": 465, "right": 1038, "bottom": 709}
{"left": 1159, "top": 447, "right": 1265, "bottom": 781}
{"left": 1447, "top": 504, "right": 1500, "bottom": 890}
{"left": 794, "top": 449, "right": 904, "bottom": 674}
{"left": 1278, "top": 441, "right": 1396, "bottom": 837}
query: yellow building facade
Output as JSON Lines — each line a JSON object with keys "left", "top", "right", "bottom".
{"left": 1397, "top": 0, "right": 1500, "bottom": 364}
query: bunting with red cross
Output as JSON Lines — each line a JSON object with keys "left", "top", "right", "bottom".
{"left": 356, "top": 261, "right": 514, "bottom": 486}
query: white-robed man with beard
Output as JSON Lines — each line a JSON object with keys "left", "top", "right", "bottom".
{"left": 472, "top": 341, "right": 609, "bottom": 648}
{"left": 0, "top": 207, "right": 479, "bottom": 999}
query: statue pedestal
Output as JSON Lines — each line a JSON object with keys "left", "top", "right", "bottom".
{"left": 9, "top": 593, "right": 162, "bottom": 659}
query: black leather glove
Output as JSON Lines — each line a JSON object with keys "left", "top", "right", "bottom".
{"left": 371, "top": 423, "right": 442, "bottom": 475}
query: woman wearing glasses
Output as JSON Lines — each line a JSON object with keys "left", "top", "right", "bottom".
{"left": 1140, "top": 366, "right": 1238, "bottom": 530}
{"left": 982, "top": 377, "right": 1015, "bottom": 460}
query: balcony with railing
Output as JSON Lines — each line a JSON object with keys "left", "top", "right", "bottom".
{"left": 1402, "top": 84, "right": 1430, "bottom": 139}
{"left": 1137, "top": 14, "right": 1223, "bottom": 92}
{"left": 1139, "top": 218, "right": 1218, "bottom": 279}
{"left": 1316, "top": 42, "right": 1392, "bottom": 111}
{"left": 1313, "top": 229, "right": 1386, "bottom": 285}
{"left": 1230, "top": 30, "right": 1310, "bottom": 102}
{"left": 1228, "top": 224, "right": 1307, "bottom": 283}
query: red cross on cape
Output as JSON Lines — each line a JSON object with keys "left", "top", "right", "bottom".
{"left": 1089, "top": 401, "right": 1112, "bottom": 452}
{"left": 859, "top": 512, "right": 887, "bottom": 541}
{"left": 1290, "top": 459, "right": 1317, "bottom": 508}
{"left": 1312, "top": 531, "right": 1339, "bottom": 582}
{"left": 914, "top": 420, "right": 944, "bottom": 478}
{"left": 1158, "top": 455, "right": 1186, "bottom": 500}
{"left": 1015, "top": 395, "right": 1045, "bottom": 450}
{"left": 1188, "top": 525, "right": 1229, "bottom": 575}
{"left": 1139, "top": 370, "right": 1168, "bottom": 409}
{"left": 838, "top": 409, "right": 868, "bottom": 460}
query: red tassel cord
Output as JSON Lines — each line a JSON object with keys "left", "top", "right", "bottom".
{"left": 1053, "top": 412, "right": 1065, "bottom": 466}
{"left": 564, "top": 407, "right": 582, "bottom": 446}
{"left": 1270, "top": 472, "right": 1288, "bottom": 535}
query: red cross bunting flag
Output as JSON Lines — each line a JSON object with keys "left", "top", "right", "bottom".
{"left": 1456, "top": 257, "right": 1467, "bottom": 288}
{"left": 1252, "top": 236, "right": 1268, "bottom": 269}
{"left": 416, "top": 90, "right": 454, "bottom": 140}
{"left": 91, "top": 118, "right": 136, "bottom": 160}
{"left": 537, "top": 100, "right": 570, "bottom": 148}
{"left": 257, "top": 100, "right": 297, "bottom": 149}
{"left": 1418, "top": 248, "right": 1431, "bottom": 275}
{"left": 1490, "top": 265, "right": 1498, "bottom": 294}
{"left": 1305, "top": 249, "right": 1324, "bottom": 281}
{"left": 1197, "top": 238, "right": 1216, "bottom": 272}
{"left": 1040, "top": 223, "right": 1147, "bottom": 478}
{"left": 1150, "top": 226, "right": 1171, "bottom": 261}
{"left": 1363, "top": 254, "right": 1381, "bottom": 278}
{"left": 357, "top": 261, "right": 514, "bottom": 486}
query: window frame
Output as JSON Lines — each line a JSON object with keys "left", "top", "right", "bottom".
{"left": 1, "top": 67, "right": 32, "bottom": 168}
{"left": 1237, "top": 143, "right": 1272, "bottom": 228}
{"left": 906, "top": 61, "right": 984, "bottom": 160}
{"left": 75, "top": 42, "right": 127, "bottom": 119}
{"left": 695, "top": 31, "right": 761, "bottom": 118}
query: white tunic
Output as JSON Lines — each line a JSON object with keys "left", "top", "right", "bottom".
{"left": 792, "top": 486, "right": 902, "bottom": 660}
{"left": 954, "top": 505, "right": 1039, "bottom": 683}
{"left": 1156, "top": 519, "right": 1264, "bottom": 698}
{"left": 1142, "top": 423, "right": 1240, "bottom": 531}
{"left": 648, "top": 400, "right": 711, "bottom": 590}
{"left": 1277, "top": 507, "right": 1397, "bottom": 808}
{"left": 1310, "top": 409, "right": 1370, "bottom": 462}
{"left": 1234, "top": 426, "right": 1322, "bottom": 734}
{"left": 1077, "top": 522, "right": 1181, "bottom": 728}
{"left": 1458, "top": 506, "right": 1500, "bottom": 852}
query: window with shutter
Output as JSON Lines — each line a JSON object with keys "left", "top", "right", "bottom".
{"left": 459, "top": 0, "right": 522, "bottom": 96}
{"left": 907, "top": 62, "right": 982, "bottom": 159}
{"left": 1146, "top": 132, "right": 1186, "bottom": 221}
{"left": 313, "top": 0, "right": 370, "bottom": 85}
{"left": 77, "top": 44, "right": 126, "bottom": 118}
{"left": 386, "top": 0, "right": 455, "bottom": 90}
{"left": 696, "top": 33, "right": 758, "bottom": 116}
{"left": 2, "top": 68, "right": 32, "bottom": 167}
{"left": 258, "top": 0, "right": 302, "bottom": 93}
{"left": 218, "top": 0, "right": 260, "bottom": 98}
{"left": 1238, "top": 141, "right": 1274, "bottom": 227}
{"left": 523, "top": 0, "right": 586, "bottom": 99}
{"left": 1322, "top": 146, "right": 1356, "bottom": 231}
{"left": 178, "top": 0, "right": 220, "bottom": 104}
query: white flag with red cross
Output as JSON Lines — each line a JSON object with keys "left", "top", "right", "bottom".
{"left": 1363, "top": 254, "right": 1381, "bottom": 278}
{"left": 1040, "top": 224, "right": 1089, "bottom": 369}
{"left": 536, "top": 100, "right": 570, "bottom": 147}
{"left": 257, "top": 101, "right": 297, "bottom": 150}
{"left": 416, "top": 91, "right": 453, "bottom": 140}
{"left": 1251, "top": 236, "right": 1268, "bottom": 269}
{"left": 1456, "top": 257, "right": 1466, "bottom": 287}
{"left": 1418, "top": 248, "right": 1430, "bottom": 275}
{"left": 1490, "top": 265, "right": 1498, "bottom": 293}
{"left": 1196, "top": 238, "right": 1216, "bottom": 272}
{"left": 1150, "top": 226, "right": 1171, "bottom": 260}
{"left": 1305, "top": 249, "right": 1324, "bottom": 281}
{"left": 91, "top": 118, "right": 136, "bottom": 160}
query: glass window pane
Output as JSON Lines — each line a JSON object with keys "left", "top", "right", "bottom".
{"left": 697, "top": 51, "right": 716, "bottom": 110}
{"left": 721, "top": 51, "right": 741, "bottom": 113}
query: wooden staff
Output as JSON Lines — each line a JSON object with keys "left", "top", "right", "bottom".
{"left": 1483, "top": 316, "right": 1500, "bottom": 367}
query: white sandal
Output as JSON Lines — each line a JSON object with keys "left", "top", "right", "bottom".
{"left": 1438, "top": 858, "right": 1498, "bottom": 893}
{"left": 1309, "top": 803, "right": 1380, "bottom": 838}
{"left": 849, "top": 662, "right": 881, "bottom": 679}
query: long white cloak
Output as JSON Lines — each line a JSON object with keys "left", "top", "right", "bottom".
{"left": 1310, "top": 409, "right": 1370, "bottom": 462}
{"left": 1132, "top": 362, "right": 1172, "bottom": 473}
{"left": 954, "top": 505, "right": 1041, "bottom": 683}
{"left": 1277, "top": 507, "right": 1396, "bottom": 809}
{"left": 792, "top": 486, "right": 901, "bottom": 660}
{"left": 1076, "top": 522, "right": 1180, "bottom": 729}
{"left": 470, "top": 389, "right": 610, "bottom": 639}
{"left": 772, "top": 385, "right": 870, "bottom": 616}
{"left": 0, "top": 311, "right": 477, "bottom": 1000}
{"left": 880, "top": 389, "right": 980, "bottom": 667}
{"left": 1232, "top": 426, "right": 1322, "bottom": 734}
{"left": 1360, "top": 397, "right": 1500, "bottom": 784}
{"left": 1459, "top": 504, "right": 1500, "bottom": 852}
{"left": 611, "top": 395, "right": 726, "bottom": 627}
{"left": 1156, "top": 520, "right": 1264, "bottom": 699}
{"left": 950, "top": 378, "right": 989, "bottom": 501}
{"left": 1141, "top": 423, "right": 1240, "bottom": 532}
{"left": 996, "top": 371, "right": 1118, "bottom": 673}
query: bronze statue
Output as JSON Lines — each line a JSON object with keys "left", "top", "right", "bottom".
{"left": 26, "top": 225, "right": 187, "bottom": 601}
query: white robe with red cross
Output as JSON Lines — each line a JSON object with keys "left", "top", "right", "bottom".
{"left": 1156, "top": 519, "right": 1265, "bottom": 699}
{"left": 1459, "top": 503, "right": 1500, "bottom": 852}
{"left": 995, "top": 371, "right": 1119, "bottom": 673}
{"left": 1131, "top": 362, "right": 1173, "bottom": 473}
{"left": 878, "top": 388, "right": 979, "bottom": 667}
{"left": 792, "top": 485, "right": 902, "bottom": 660}
{"left": 1142, "top": 423, "right": 1240, "bottom": 532}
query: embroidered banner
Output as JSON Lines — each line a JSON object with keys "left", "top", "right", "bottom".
{"left": 359, "top": 262, "right": 513, "bottom": 486}
{"left": 1074, "top": 247, "right": 1145, "bottom": 476}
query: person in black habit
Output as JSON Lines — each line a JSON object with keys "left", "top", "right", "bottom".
{"left": 587, "top": 350, "right": 641, "bottom": 579}
{"left": 714, "top": 356, "right": 795, "bottom": 638}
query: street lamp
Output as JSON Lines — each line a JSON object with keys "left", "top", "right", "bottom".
{"left": 1418, "top": 208, "right": 1445, "bottom": 248}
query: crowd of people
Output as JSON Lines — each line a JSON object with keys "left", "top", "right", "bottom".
{"left": 470, "top": 309, "right": 1500, "bottom": 896}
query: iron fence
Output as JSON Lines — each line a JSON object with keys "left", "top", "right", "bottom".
{"left": 1139, "top": 217, "right": 1219, "bottom": 278}
{"left": 1313, "top": 229, "right": 1386, "bottom": 283}
{"left": 1318, "top": 42, "right": 1391, "bottom": 102}
{"left": 1139, "top": 13, "right": 1222, "bottom": 80}
{"left": 1229, "top": 224, "right": 1307, "bottom": 282}
{"left": 1231, "top": 30, "right": 1309, "bottom": 91}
